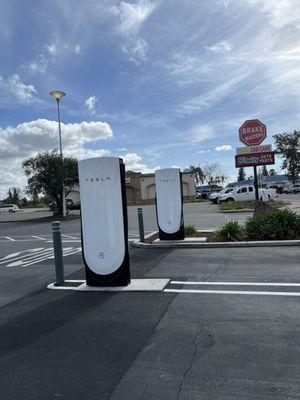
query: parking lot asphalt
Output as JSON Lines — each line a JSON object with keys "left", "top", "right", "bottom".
{"left": 1, "top": 244, "right": 300, "bottom": 399}
{"left": 1, "top": 193, "right": 299, "bottom": 231}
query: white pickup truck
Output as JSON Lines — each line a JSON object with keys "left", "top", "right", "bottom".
{"left": 218, "top": 185, "right": 277, "bottom": 203}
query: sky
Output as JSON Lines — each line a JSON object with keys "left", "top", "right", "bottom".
{"left": 1, "top": 0, "right": 300, "bottom": 198}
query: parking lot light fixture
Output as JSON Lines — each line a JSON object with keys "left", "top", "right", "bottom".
{"left": 49, "top": 90, "right": 67, "bottom": 217}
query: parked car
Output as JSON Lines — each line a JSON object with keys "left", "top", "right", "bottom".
{"left": 218, "top": 185, "right": 277, "bottom": 203}
{"left": 68, "top": 201, "right": 81, "bottom": 210}
{"left": 209, "top": 187, "right": 234, "bottom": 204}
{"left": 66, "top": 199, "right": 75, "bottom": 209}
{"left": 48, "top": 199, "right": 75, "bottom": 211}
{"left": 0, "top": 204, "right": 19, "bottom": 213}
{"left": 196, "top": 185, "right": 223, "bottom": 199}
{"left": 282, "top": 184, "right": 300, "bottom": 194}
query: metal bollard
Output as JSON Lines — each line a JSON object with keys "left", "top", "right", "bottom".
{"left": 137, "top": 207, "right": 145, "bottom": 243}
{"left": 52, "top": 221, "right": 65, "bottom": 285}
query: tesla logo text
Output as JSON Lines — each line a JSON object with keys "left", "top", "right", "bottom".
{"left": 85, "top": 177, "right": 111, "bottom": 182}
{"left": 159, "top": 178, "right": 175, "bottom": 183}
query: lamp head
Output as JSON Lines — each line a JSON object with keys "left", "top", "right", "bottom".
{"left": 50, "top": 90, "right": 66, "bottom": 101}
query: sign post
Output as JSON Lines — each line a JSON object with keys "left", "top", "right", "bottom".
{"left": 237, "top": 119, "right": 271, "bottom": 201}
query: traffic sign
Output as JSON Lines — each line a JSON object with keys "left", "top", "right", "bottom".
{"left": 235, "top": 151, "right": 275, "bottom": 168}
{"left": 239, "top": 119, "right": 267, "bottom": 146}
{"left": 236, "top": 144, "right": 272, "bottom": 155}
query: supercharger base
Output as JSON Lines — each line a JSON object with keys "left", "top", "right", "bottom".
{"left": 85, "top": 256, "right": 130, "bottom": 287}
{"left": 78, "top": 157, "right": 130, "bottom": 287}
{"left": 158, "top": 224, "right": 185, "bottom": 241}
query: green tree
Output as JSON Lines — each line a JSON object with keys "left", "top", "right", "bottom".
{"left": 184, "top": 165, "right": 205, "bottom": 184}
{"left": 237, "top": 167, "right": 246, "bottom": 181}
{"left": 7, "top": 188, "right": 13, "bottom": 203}
{"left": 12, "top": 187, "right": 21, "bottom": 205}
{"left": 269, "top": 169, "right": 276, "bottom": 176}
{"left": 261, "top": 165, "right": 269, "bottom": 176}
{"left": 22, "top": 151, "right": 78, "bottom": 215}
{"left": 273, "top": 130, "right": 300, "bottom": 183}
{"left": 21, "top": 197, "right": 28, "bottom": 207}
{"left": 6, "top": 187, "right": 21, "bottom": 205}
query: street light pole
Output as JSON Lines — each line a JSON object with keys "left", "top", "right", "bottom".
{"left": 50, "top": 90, "right": 66, "bottom": 217}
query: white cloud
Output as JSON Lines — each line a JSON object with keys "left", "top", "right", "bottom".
{"left": 113, "top": 0, "right": 156, "bottom": 36}
{"left": 111, "top": 1, "right": 156, "bottom": 63}
{"left": 74, "top": 44, "right": 81, "bottom": 54}
{"left": 193, "top": 149, "right": 210, "bottom": 155}
{"left": 25, "top": 55, "right": 48, "bottom": 74}
{"left": 174, "top": 73, "right": 249, "bottom": 116}
{"left": 46, "top": 37, "right": 82, "bottom": 57}
{"left": 122, "top": 38, "right": 149, "bottom": 63}
{"left": 215, "top": 145, "right": 232, "bottom": 151}
{"left": 206, "top": 40, "right": 232, "bottom": 53}
{"left": 247, "top": 0, "right": 300, "bottom": 29}
{"left": 0, "top": 119, "right": 113, "bottom": 197}
{"left": 46, "top": 42, "right": 58, "bottom": 55}
{"left": 0, "top": 119, "right": 113, "bottom": 159}
{"left": 0, "top": 74, "right": 37, "bottom": 104}
{"left": 121, "top": 152, "right": 158, "bottom": 173}
{"left": 85, "top": 96, "right": 97, "bottom": 113}
{"left": 190, "top": 124, "right": 215, "bottom": 143}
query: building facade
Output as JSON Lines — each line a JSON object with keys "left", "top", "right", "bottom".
{"left": 128, "top": 171, "right": 196, "bottom": 204}
{"left": 67, "top": 171, "right": 196, "bottom": 205}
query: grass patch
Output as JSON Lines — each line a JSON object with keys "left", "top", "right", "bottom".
{"left": 215, "top": 221, "right": 244, "bottom": 241}
{"left": 219, "top": 200, "right": 290, "bottom": 211}
{"left": 246, "top": 208, "right": 300, "bottom": 240}
{"left": 184, "top": 224, "right": 197, "bottom": 236}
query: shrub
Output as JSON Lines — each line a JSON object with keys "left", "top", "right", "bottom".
{"left": 216, "top": 220, "right": 244, "bottom": 241}
{"left": 246, "top": 208, "right": 299, "bottom": 240}
{"left": 184, "top": 224, "right": 197, "bottom": 236}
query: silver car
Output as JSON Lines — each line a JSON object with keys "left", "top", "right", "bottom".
{"left": 0, "top": 204, "right": 19, "bottom": 213}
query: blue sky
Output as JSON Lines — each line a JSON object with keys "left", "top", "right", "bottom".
{"left": 0, "top": 0, "right": 300, "bottom": 197}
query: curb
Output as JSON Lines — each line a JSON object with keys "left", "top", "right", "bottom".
{"left": 221, "top": 209, "right": 253, "bottom": 213}
{"left": 133, "top": 232, "right": 300, "bottom": 249}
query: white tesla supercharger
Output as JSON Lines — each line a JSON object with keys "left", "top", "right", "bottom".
{"left": 78, "top": 157, "right": 130, "bottom": 286}
{"left": 155, "top": 168, "right": 185, "bottom": 240}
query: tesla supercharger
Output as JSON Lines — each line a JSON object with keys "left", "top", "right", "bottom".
{"left": 155, "top": 168, "right": 185, "bottom": 240}
{"left": 78, "top": 157, "right": 130, "bottom": 286}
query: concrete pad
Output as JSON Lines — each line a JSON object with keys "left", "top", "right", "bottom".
{"left": 75, "top": 279, "right": 170, "bottom": 292}
{"left": 153, "top": 237, "right": 207, "bottom": 244}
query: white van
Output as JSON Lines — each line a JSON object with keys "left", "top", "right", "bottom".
{"left": 0, "top": 204, "right": 19, "bottom": 213}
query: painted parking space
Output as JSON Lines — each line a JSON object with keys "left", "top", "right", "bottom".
{"left": 0, "top": 247, "right": 82, "bottom": 267}
{"left": 0, "top": 234, "right": 81, "bottom": 243}
{"left": 0, "top": 232, "right": 144, "bottom": 243}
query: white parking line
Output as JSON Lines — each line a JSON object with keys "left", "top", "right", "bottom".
{"left": 14, "top": 248, "right": 81, "bottom": 268}
{"left": 5, "top": 236, "right": 15, "bottom": 241}
{"left": 0, "top": 246, "right": 82, "bottom": 267}
{"left": 164, "top": 289, "right": 300, "bottom": 296}
{"left": 62, "top": 234, "right": 79, "bottom": 239}
{"left": 171, "top": 281, "right": 300, "bottom": 287}
{"left": 32, "top": 235, "right": 47, "bottom": 241}
{"left": 0, "top": 248, "right": 45, "bottom": 264}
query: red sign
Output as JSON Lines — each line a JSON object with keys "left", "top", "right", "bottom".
{"left": 235, "top": 151, "right": 275, "bottom": 168}
{"left": 239, "top": 119, "right": 267, "bottom": 146}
